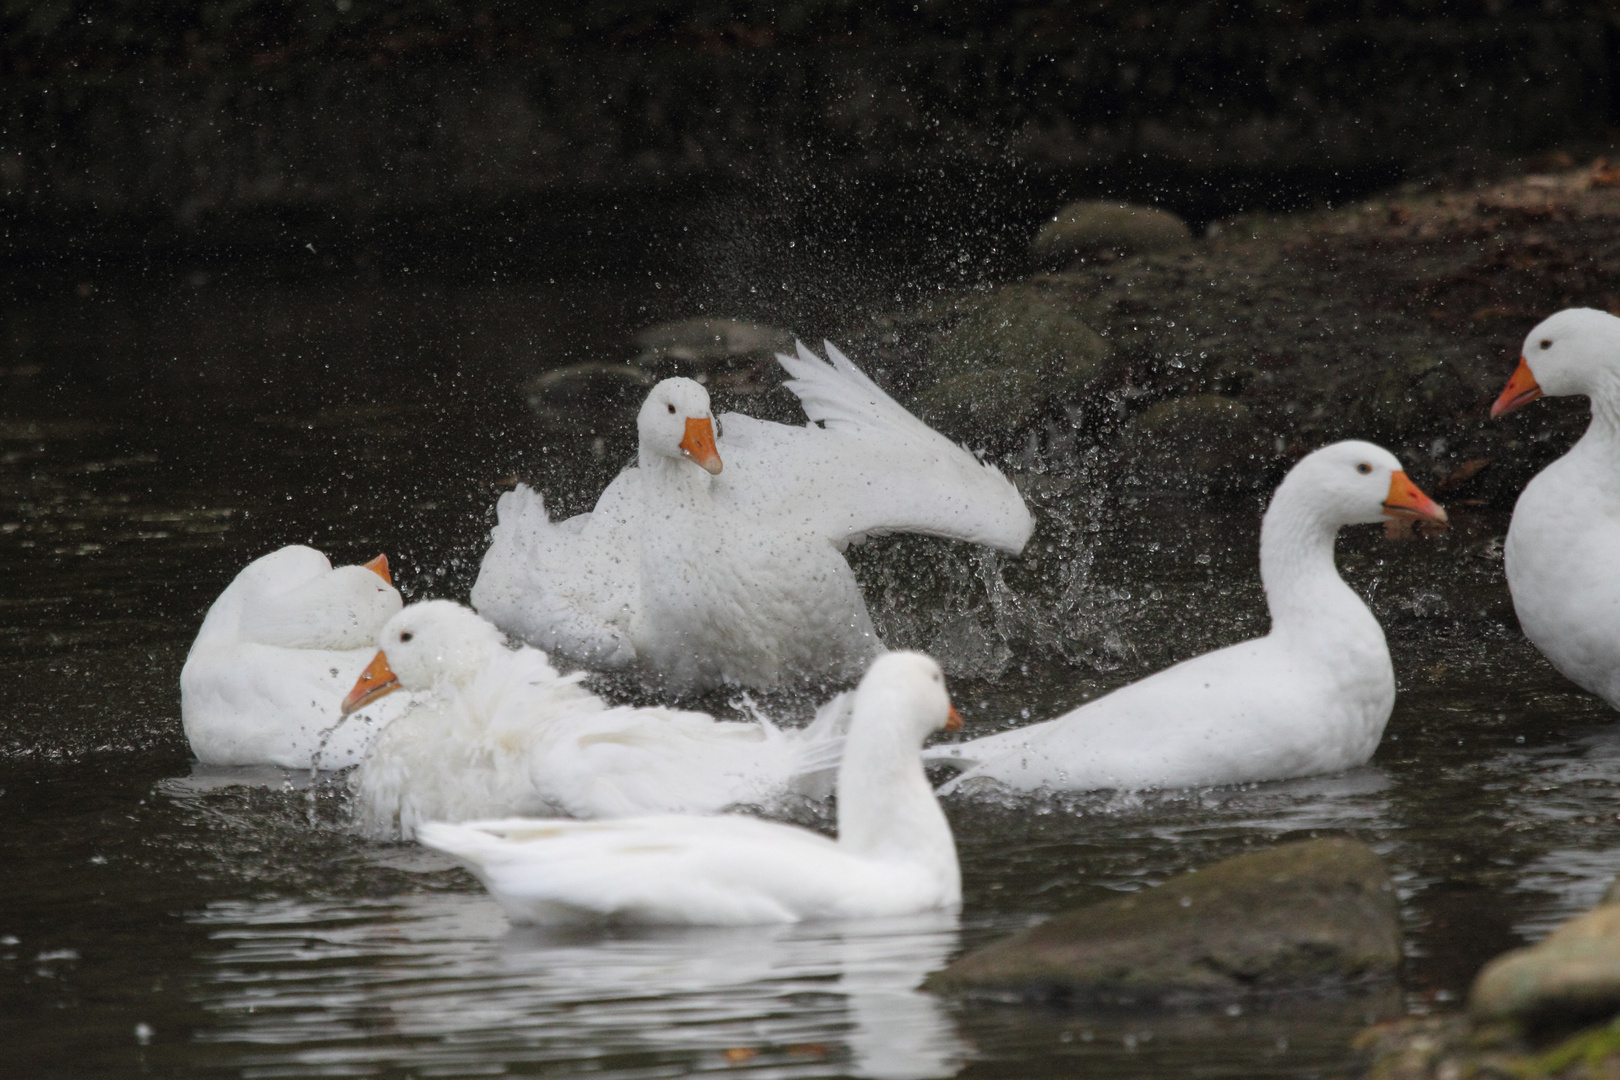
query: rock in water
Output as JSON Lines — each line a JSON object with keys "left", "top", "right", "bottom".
{"left": 1471, "top": 904, "right": 1620, "bottom": 1028}
{"left": 1030, "top": 200, "right": 1193, "bottom": 267}
{"left": 925, "top": 838, "right": 1401, "bottom": 1005}
{"left": 919, "top": 284, "right": 1113, "bottom": 443}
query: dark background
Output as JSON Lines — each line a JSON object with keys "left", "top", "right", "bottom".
{"left": 4, "top": 1, "right": 1619, "bottom": 276}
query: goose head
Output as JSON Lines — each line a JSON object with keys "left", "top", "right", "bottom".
{"left": 637, "top": 377, "right": 722, "bottom": 474}
{"left": 1276, "top": 441, "right": 1448, "bottom": 529}
{"left": 1492, "top": 308, "right": 1620, "bottom": 416}
{"left": 341, "top": 600, "right": 507, "bottom": 715}
{"left": 238, "top": 550, "right": 400, "bottom": 651}
{"left": 850, "top": 651, "right": 964, "bottom": 746}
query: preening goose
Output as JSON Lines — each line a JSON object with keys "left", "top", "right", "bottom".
{"left": 180, "top": 546, "right": 410, "bottom": 770}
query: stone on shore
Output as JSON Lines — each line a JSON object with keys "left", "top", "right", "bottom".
{"left": 925, "top": 838, "right": 1401, "bottom": 1005}
{"left": 1029, "top": 200, "right": 1194, "bottom": 267}
{"left": 1471, "top": 904, "right": 1620, "bottom": 1027}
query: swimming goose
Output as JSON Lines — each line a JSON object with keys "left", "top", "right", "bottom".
{"left": 469, "top": 341, "right": 1033, "bottom": 692}
{"left": 345, "top": 601, "right": 853, "bottom": 840}
{"left": 1491, "top": 307, "right": 1620, "bottom": 709}
{"left": 927, "top": 441, "right": 1447, "bottom": 794}
{"left": 180, "top": 545, "right": 411, "bottom": 770}
{"left": 416, "top": 650, "right": 963, "bottom": 926}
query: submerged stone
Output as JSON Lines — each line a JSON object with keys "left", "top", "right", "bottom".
{"left": 524, "top": 363, "right": 656, "bottom": 424}
{"left": 630, "top": 317, "right": 794, "bottom": 374}
{"left": 1029, "top": 200, "right": 1193, "bottom": 267}
{"left": 925, "top": 838, "right": 1401, "bottom": 1005}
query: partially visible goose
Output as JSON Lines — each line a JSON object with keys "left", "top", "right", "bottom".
{"left": 417, "top": 651, "right": 963, "bottom": 926}
{"left": 180, "top": 546, "right": 411, "bottom": 770}
{"left": 470, "top": 341, "right": 1034, "bottom": 693}
{"left": 1491, "top": 307, "right": 1620, "bottom": 709}
{"left": 345, "top": 601, "right": 853, "bottom": 840}
{"left": 927, "top": 441, "right": 1448, "bottom": 794}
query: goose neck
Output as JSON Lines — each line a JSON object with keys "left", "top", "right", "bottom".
{"left": 835, "top": 705, "right": 956, "bottom": 869}
{"left": 1257, "top": 490, "right": 1356, "bottom": 634}
{"left": 637, "top": 447, "right": 714, "bottom": 503}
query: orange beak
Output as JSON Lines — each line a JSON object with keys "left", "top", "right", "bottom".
{"left": 1383, "top": 471, "right": 1449, "bottom": 527}
{"left": 341, "top": 650, "right": 400, "bottom": 716}
{"left": 361, "top": 553, "right": 392, "bottom": 585}
{"left": 1491, "top": 356, "right": 1544, "bottom": 417}
{"left": 945, "top": 704, "right": 964, "bottom": 732}
{"left": 679, "top": 417, "right": 723, "bottom": 474}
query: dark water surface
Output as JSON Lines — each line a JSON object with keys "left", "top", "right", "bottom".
{"left": 3, "top": 259, "right": 1618, "bottom": 1079}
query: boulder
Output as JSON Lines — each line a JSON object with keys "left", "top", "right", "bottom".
{"left": 1470, "top": 904, "right": 1620, "bottom": 1027}
{"left": 925, "top": 838, "right": 1401, "bottom": 1005}
{"left": 917, "top": 285, "right": 1113, "bottom": 442}
{"left": 1029, "top": 200, "right": 1193, "bottom": 267}
{"left": 630, "top": 317, "right": 794, "bottom": 376}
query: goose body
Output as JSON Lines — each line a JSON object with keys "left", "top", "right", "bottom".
{"left": 417, "top": 651, "right": 963, "bottom": 926}
{"left": 1493, "top": 308, "right": 1620, "bottom": 708}
{"left": 470, "top": 342, "right": 1033, "bottom": 692}
{"left": 179, "top": 546, "right": 411, "bottom": 770}
{"left": 928, "top": 441, "right": 1447, "bottom": 794}
{"left": 345, "top": 601, "right": 851, "bottom": 840}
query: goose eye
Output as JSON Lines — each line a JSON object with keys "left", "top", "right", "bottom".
{"left": 400, "top": 631, "right": 414, "bottom": 643}
{"left": 666, "top": 403, "right": 676, "bottom": 414}
{"left": 1356, "top": 463, "right": 1371, "bottom": 474}
{"left": 1540, "top": 339, "right": 1552, "bottom": 350}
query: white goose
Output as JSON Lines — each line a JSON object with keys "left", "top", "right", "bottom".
{"left": 344, "top": 601, "right": 853, "bottom": 840}
{"left": 416, "top": 651, "right": 963, "bottom": 926}
{"left": 180, "top": 546, "right": 412, "bottom": 770}
{"left": 1492, "top": 308, "right": 1620, "bottom": 709}
{"left": 469, "top": 341, "right": 1033, "bottom": 692}
{"left": 927, "top": 441, "right": 1448, "bottom": 794}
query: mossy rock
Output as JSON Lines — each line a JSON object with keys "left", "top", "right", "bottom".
{"left": 917, "top": 285, "right": 1113, "bottom": 441}
{"left": 925, "top": 838, "right": 1401, "bottom": 1006}
{"left": 1030, "top": 200, "right": 1193, "bottom": 267}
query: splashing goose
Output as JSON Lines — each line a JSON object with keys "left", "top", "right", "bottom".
{"left": 180, "top": 546, "right": 411, "bottom": 770}
{"left": 1491, "top": 308, "right": 1620, "bottom": 709}
{"left": 927, "top": 441, "right": 1448, "bottom": 794}
{"left": 345, "top": 601, "right": 853, "bottom": 840}
{"left": 470, "top": 341, "right": 1033, "bottom": 692}
{"left": 416, "top": 651, "right": 963, "bottom": 926}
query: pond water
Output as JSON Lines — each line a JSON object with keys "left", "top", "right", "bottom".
{"left": 3, "top": 250, "right": 1618, "bottom": 1080}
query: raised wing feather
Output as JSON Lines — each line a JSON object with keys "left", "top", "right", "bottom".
{"left": 719, "top": 342, "right": 1033, "bottom": 552}
{"left": 469, "top": 480, "right": 638, "bottom": 668}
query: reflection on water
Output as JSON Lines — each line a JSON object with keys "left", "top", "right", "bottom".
{"left": 192, "top": 893, "right": 966, "bottom": 1080}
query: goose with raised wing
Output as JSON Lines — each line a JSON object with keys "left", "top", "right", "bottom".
{"left": 469, "top": 341, "right": 1033, "bottom": 693}
{"left": 180, "top": 545, "right": 412, "bottom": 770}
{"left": 344, "top": 601, "right": 853, "bottom": 840}
{"left": 416, "top": 651, "right": 963, "bottom": 926}
{"left": 1491, "top": 307, "right": 1620, "bottom": 709}
{"left": 927, "top": 441, "right": 1448, "bottom": 795}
